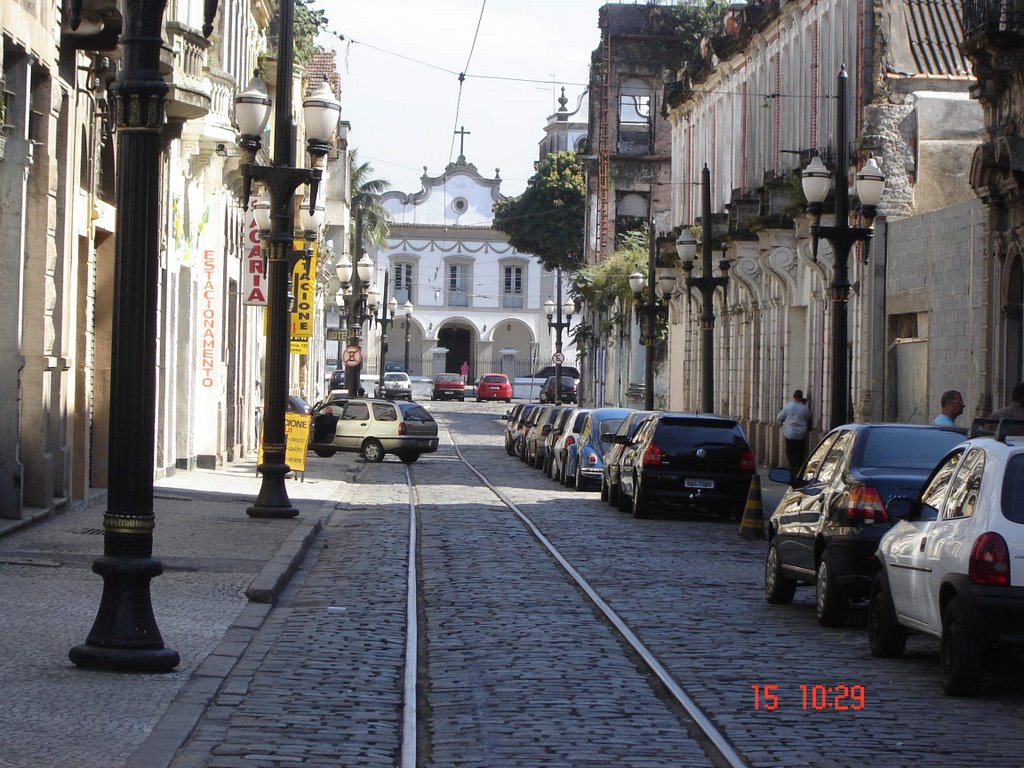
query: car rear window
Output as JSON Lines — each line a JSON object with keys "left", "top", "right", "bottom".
{"left": 600, "top": 418, "right": 624, "bottom": 437}
{"left": 1000, "top": 454, "right": 1024, "bottom": 524}
{"left": 400, "top": 403, "right": 435, "bottom": 423}
{"left": 860, "top": 428, "right": 965, "bottom": 469}
{"left": 653, "top": 417, "right": 744, "bottom": 450}
{"left": 482, "top": 375, "right": 507, "bottom": 383}
{"left": 436, "top": 374, "right": 462, "bottom": 383}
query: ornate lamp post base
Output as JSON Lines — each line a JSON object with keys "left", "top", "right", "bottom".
{"left": 68, "top": 556, "right": 180, "bottom": 672}
{"left": 246, "top": 458, "right": 299, "bottom": 518}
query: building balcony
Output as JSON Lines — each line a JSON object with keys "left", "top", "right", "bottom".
{"left": 161, "top": 21, "right": 211, "bottom": 122}
{"left": 962, "top": 0, "right": 1024, "bottom": 39}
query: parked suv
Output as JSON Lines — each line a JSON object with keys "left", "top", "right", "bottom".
{"left": 308, "top": 398, "right": 438, "bottom": 463}
{"left": 618, "top": 413, "right": 755, "bottom": 520}
{"left": 764, "top": 423, "right": 965, "bottom": 627}
{"left": 869, "top": 419, "right": 1024, "bottom": 695}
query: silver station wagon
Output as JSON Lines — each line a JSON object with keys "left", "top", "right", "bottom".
{"left": 309, "top": 398, "right": 439, "bottom": 463}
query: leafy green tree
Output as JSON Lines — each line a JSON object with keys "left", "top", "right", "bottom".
{"left": 492, "top": 151, "right": 585, "bottom": 273}
{"left": 349, "top": 149, "right": 391, "bottom": 252}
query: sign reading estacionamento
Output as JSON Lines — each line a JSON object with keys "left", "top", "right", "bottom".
{"left": 258, "top": 414, "right": 310, "bottom": 474}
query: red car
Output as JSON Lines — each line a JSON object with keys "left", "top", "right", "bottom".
{"left": 431, "top": 373, "right": 466, "bottom": 401}
{"left": 476, "top": 373, "right": 513, "bottom": 402}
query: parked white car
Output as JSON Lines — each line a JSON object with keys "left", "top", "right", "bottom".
{"left": 869, "top": 421, "right": 1024, "bottom": 695}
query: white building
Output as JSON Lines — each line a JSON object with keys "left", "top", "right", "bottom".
{"left": 370, "top": 156, "right": 576, "bottom": 383}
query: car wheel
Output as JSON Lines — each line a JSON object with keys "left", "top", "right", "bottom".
{"left": 764, "top": 540, "right": 797, "bottom": 605}
{"left": 815, "top": 551, "right": 849, "bottom": 627}
{"left": 868, "top": 570, "right": 907, "bottom": 658}
{"left": 940, "top": 596, "right": 986, "bottom": 696}
{"left": 574, "top": 463, "right": 585, "bottom": 491}
{"left": 608, "top": 480, "right": 619, "bottom": 507}
{"left": 600, "top": 476, "right": 609, "bottom": 502}
{"left": 313, "top": 448, "right": 337, "bottom": 458}
{"left": 362, "top": 438, "right": 385, "bottom": 463}
{"left": 632, "top": 476, "right": 649, "bottom": 518}
{"left": 398, "top": 451, "right": 420, "bottom": 464}
{"left": 477, "top": 398, "right": 482, "bottom": 402}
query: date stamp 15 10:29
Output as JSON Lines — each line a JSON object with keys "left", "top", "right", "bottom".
{"left": 751, "top": 684, "right": 865, "bottom": 711}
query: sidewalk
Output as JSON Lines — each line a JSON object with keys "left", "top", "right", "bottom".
{"left": 0, "top": 456, "right": 349, "bottom": 768}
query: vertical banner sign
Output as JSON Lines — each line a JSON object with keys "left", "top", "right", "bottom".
{"left": 199, "top": 249, "right": 220, "bottom": 389}
{"left": 290, "top": 241, "right": 316, "bottom": 356}
{"left": 258, "top": 414, "right": 310, "bottom": 473}
{"left": 242, "top": 196, "right": 267, "bottom": 306}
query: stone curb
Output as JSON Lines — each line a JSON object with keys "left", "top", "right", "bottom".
{"left": 124, "top": 497, "right": 337, "bottom": 768}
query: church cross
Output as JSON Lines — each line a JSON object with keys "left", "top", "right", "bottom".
{"left": 455, "top": 125, "right": 471, "bottom": 158}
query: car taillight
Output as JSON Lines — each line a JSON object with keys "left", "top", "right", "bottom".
{"left": 845, "top": 484, "right": 888, "bottom": 524}
{"left": 740, "top": 449, "right": 755, "bottom": 472}
{"left": 565, "top": 436, "right": 575, "bottom": 447}
{"left": 642, "top": 444, "right": 662, "bottom": 466}
{"left": 969, "top": 532, "right": 1010, "bottom": 585}
{"left": 398, "top": 421, "right": 407, "bottom": 436}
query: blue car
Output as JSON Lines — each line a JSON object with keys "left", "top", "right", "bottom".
{"left": 573, "top": 407, "right": 632, "bottom": 491}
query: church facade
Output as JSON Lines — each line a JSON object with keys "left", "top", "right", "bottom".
{"left": 369, "top": 155, "right": 574, "bottom": 384}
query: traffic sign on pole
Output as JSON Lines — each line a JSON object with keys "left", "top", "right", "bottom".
{"left": 342, "top": 345, "right": 363, "bottom": 368}
{"left": 552, "top": 351, "right": 565, "bottom": 365}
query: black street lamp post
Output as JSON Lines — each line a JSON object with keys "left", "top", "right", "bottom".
{"left": 335, "top": 252, "right": 377, "bottom": 396}
{"left": 629, "top": 221, "right": 677, "bottom": 411}
{"left": 544, "top": 269, "right": 576, "bottom": 404}
{"left": 68, "top": 0, "right": 221, "bottom": 671}
{"left": 802, "top": 65, "right": 885, "bottom": 430}
{"left": 403, "top": 299, "right": 414, "bottom": 374}
{"left": 676, "top": 164, "right": 730, "bottom": 415}
{"left": 235, "top": 10, "right": 341, "bottom": 519}
{"left": 373, "top": 271, "right": 398, "bottom": 396}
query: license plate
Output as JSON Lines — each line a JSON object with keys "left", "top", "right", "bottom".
{"left": 685, "top": 478, "right": 714, "bottom": 489}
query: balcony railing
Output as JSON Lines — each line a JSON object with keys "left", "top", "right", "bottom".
{"left": 963, "top": 0, "right": 1024, "bottom": 36}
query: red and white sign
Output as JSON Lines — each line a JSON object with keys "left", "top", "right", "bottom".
{"left": 551, "top": 352, "right": 565, "bottom": 365}
{"left": 342, "top": 345, "right": 363, "bottom": 368}
{"left": 242, "top": 197, "right": 267, "bottom": 306}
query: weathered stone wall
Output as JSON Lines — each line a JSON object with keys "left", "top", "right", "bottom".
{"left": 879, "top": 197, "right": 988, "bottom": 423}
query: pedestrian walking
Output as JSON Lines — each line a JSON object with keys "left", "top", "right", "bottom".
{"left": 778, "top": 389, "right": 812, "bottom": 472}
{"left": 932, "top": 390, "right": 965, "bottom": 426}
{"left": 460, "top": 360, "right": 470, "bottom": 383}
{"left": 991, "top": 382, "right": 1024, "bottom": 420}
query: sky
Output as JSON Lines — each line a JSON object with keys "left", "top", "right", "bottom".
{"left": 313, "top": 0, "right": 614, "bottom": 198}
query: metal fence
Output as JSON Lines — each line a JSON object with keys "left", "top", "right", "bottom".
{"left": 962, "top": 0, "right": 1024, "bottom": 35}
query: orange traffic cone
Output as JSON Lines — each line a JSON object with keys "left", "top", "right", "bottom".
{"left": 739, "top": 473, "right": 766, "bottom": 539}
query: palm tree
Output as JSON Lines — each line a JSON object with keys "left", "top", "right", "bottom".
{"left": 349, "top": 149, "right": 391, "bottom": 253}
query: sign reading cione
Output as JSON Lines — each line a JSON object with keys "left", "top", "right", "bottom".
{"left": 242, "top": 197, "right": 267, "bottom": 306}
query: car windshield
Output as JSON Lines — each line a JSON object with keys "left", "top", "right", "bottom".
{"left": 860, "top": 427, "right": 965, "bottom": 469}
{"left": 384, "top": 373, "right": 408, "bottom": 382}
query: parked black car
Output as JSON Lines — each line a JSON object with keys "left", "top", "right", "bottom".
{"left": 533, "top": 365, "right": 580, "bottom": 381}
{"left": 617, "top": 413, "right": 756, "bottom": 520}
{"left": 601, "top": 409, "right": 655, "bottom": 505}
{"left": 764, "top": 423, "right": 966, "bottom": 627}
{"left": 539, "top": 375, "right": 578, "bottom": 404}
